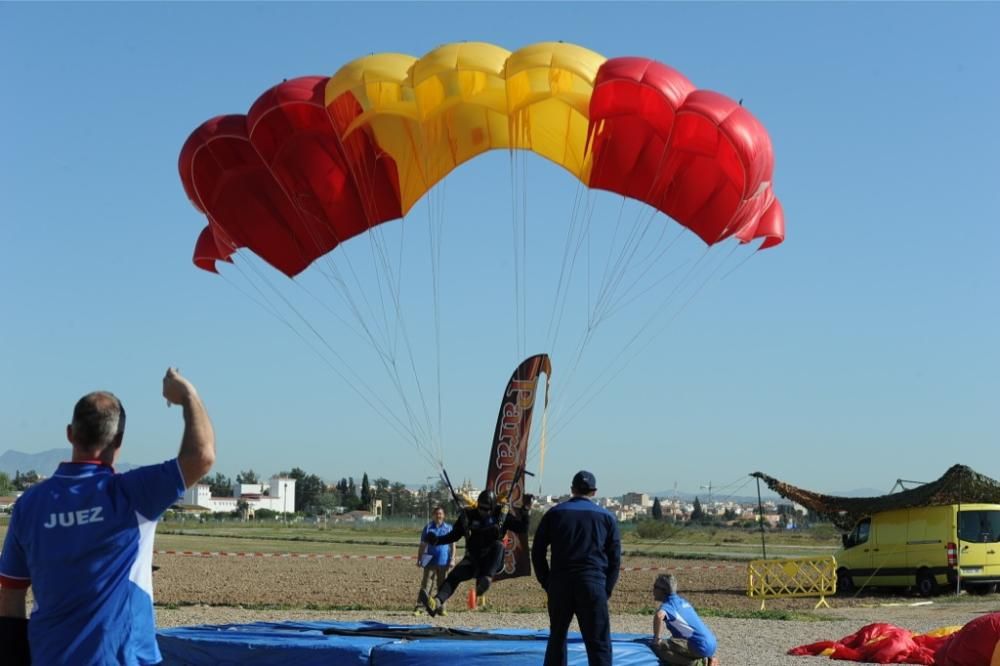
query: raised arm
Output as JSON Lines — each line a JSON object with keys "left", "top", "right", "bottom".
{"left": 163, "top": 368, "right": 215, "bottom": 488}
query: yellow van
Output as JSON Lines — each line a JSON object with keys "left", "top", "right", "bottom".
{"left": 836, "top": 503, "right": 1000, "bottom": 596}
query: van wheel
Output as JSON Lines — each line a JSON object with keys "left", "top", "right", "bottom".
{"left": 836, "top": 569, "right": 855, "bottom": 595}
{"left": 916, "top": 570, "right": 938, "bottom": 597}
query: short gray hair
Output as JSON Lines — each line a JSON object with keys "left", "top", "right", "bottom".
{"left": 71, "top": 391, "right": 125, "bottom": 449}
{"left": 654, "top": 574, "right": 677, "bottom": 595}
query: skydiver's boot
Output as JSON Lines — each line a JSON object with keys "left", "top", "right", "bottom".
{"left": 418, "top": 589, "right": 442, "bottom": 617}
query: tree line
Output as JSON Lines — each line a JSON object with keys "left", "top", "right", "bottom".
{"left": 198, "top": 469, "right": 455, "bottom": 519}
{"left": 0, "top": 471, "right": 40, "bottom": 494}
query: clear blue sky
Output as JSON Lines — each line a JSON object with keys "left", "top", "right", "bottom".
{"left": 2, "top": 2, "right": 997, "bottom": 499}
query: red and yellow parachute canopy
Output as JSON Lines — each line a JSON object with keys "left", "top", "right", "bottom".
{"left": 180, "top": 42, "right": 784, "bottom": 277}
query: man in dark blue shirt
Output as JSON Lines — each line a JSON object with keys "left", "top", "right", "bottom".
{"left": 532, "top": 470, "right": 621, "bottom": 666}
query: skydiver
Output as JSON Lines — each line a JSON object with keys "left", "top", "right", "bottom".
{"left": 419, "top": 489, "right": 533, "bottom": 616}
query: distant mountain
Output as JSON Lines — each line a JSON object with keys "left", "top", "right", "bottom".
{"left": 0, "top": 448, "right": 139, "bottom": 476}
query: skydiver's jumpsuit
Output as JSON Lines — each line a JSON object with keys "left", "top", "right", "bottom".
{"left": 531, "top": 496, "right": 622, "bottom": 666}
{"left": 432, "top": 505, "right": 530, "bottom": 603}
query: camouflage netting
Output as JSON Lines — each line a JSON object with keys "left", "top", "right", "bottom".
{"left": 751, "top": 464, "right": 1000, "bottom": 531}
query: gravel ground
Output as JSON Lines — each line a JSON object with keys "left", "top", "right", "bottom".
{"left": 156, "top": 602, "right": 999, "bottom": 665}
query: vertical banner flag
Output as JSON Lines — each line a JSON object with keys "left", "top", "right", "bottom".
{"left": 486, "top": 354, "right": 551, "bottom": 580}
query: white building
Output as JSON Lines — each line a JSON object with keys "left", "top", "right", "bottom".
{"left": 182, "top": 475, "right": 296, "bottom": 514}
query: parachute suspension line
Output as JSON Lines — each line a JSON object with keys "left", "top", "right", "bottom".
{"left": 427, "top": 178, "right": 448, "bottom": 466}
{"left": 519, "top": 148, "right": 530, "bottom": 359}
{"left": 543, "top": 177, "right": 587, "bottom": 351}
{"left": 601, "top": 202, "right": 763, "bottom": 325}
{"left": 330, "top": 129, "right": 449, "bottom": 469}
{"left": 360, "top": 150, "right": 446, "bottom": 471}
{"left": 584, "top": 132, "right": 681, "bottom": 335}
{"left": 282, "top": 149, "right": 442, "bottom": 468}
{"left": 544, "top": 244, "right": 718, "bottom": 444}
{"left": 594, "top": 219, "right": 690, "bottom": 323}
{"left": 386, "top": 221, "right": 440, "bottom": 454}
{"left": 381, "top": 135, "right": 458, "bottom": 468}
{"left": 581, "top": 127, "right": 687, "bottom": 330}
{"left": 546, "top": 248, "right": 718, "bottom": 440}
{"left": 547, "top": 242, "right": 739, "bottom": 443}
{"left": 306, "top": 230, "right": 437, "bottom": 456}
{"left": 546, "top": 182, "right": 599, "bottom": 358}
{"left": 287, "top": 276, "right": 389, "bottom": 361}
{"left": 222, "top": 253, "right": 438, "bottom": 468}
{"left": 588, "top": 195, "right": 629, "bottom": 324}
{"left": 543, "top": 138, "right": 694, "bottom": 436}
{"left": 541, "top": 185, "right": 604, "bottom": 417}
{"left": 588, "top": 203, "right": 660, "bottom": 327}
{"left": 538, "top": 371, "right": 550, "bottom": 485}
{"left": 524, "top": 151, "right": 532, "bottom": 358}
{"left": 509, "top": 149, "right": 524, "bottom": 363}
{"left": 586, "top": 193, "right": 592, "bottom": 322}
{"left": 719, "top": 241, "right": 761, "bottom": 281}
{"left": 235, "top": 139, "right": 441, "bottom": 468}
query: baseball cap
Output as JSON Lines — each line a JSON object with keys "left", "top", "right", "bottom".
{"left": 572, "top": 470, "right": 597, "bottom": 492}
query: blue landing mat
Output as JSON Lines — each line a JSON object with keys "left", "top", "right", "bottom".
{"left": 157, "top": 620, "right": 662, "bottom": 665}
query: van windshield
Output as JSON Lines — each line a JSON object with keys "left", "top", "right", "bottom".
{"left": 958, "top": 510, "right": 1000, "bottom": 543}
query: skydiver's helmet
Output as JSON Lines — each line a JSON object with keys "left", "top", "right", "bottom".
{"left": 476, "top": 489, "right": 497, "bottom": 515}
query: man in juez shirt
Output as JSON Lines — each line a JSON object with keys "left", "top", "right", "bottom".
{"left": 0, "top": 368, "right": 215, "bottom": 665}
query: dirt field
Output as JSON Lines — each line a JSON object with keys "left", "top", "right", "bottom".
{"left": 151, "top": 551, "right": 911, "bottom": 613}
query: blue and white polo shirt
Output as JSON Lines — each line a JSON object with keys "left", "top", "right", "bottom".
{"left": 0, "top": 459, "right": 185, "bottom": 665}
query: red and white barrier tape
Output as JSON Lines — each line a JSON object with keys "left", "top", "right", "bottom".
{"left": 154, "top": 550, "right": 743, "bottom": 572}
{"left": 154, "top": 550, "right": 414, "bottom": 560}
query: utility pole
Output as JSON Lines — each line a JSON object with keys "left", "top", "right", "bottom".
{"left": 700, "top": 482, "right": 714, "bottom": 516}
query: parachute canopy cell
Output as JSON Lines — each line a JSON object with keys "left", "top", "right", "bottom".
{"left": 179, "top": 42, "right": 785, "bottom": 277}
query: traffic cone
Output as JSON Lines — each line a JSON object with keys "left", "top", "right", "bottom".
{"left": 467, "top": 587, "right": 477, "bottom": 610}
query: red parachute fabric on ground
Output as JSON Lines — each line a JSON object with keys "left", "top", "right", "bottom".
{"left": 934, "top": 613, "right": 1000, "bottom": 666}
{"left": 788, "top": 622, "right": 938, "bottom": 664}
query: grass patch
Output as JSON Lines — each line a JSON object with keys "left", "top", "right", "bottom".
{"left": 157, "top": 601, "right": 373, "bottom": 612}
{"left": 700, "top": 608, "right": 830, "bottom": 622}
{"left": 622, "top": 549, "right": 746, "bottom": 562}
